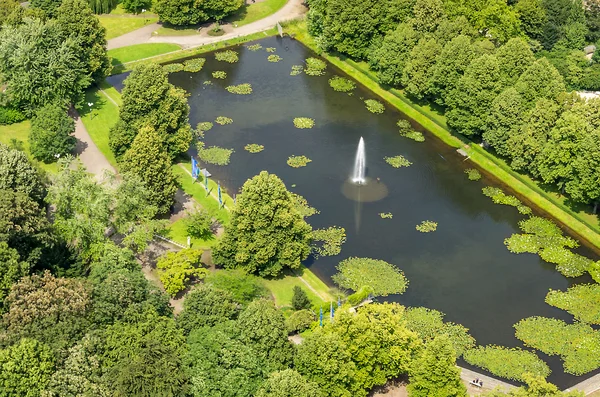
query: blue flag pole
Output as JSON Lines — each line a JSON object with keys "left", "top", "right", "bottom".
{"left": 191, "top": 158, "right": 199, "bottom": 179}
{"left": 319, "top": 307, "right": 323, "bottom": 327}
{"left": 218, "top": 182, "right": 223, "bottom": 207}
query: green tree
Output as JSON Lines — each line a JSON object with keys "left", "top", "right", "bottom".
{"left": 120, "top": 126, "right": 178, "bottom": 214}
{"left": 0, "top": 143, "right": 46, "bottom": 205}
{"left": 0, "top": 18, "right": 91, "bottom": 111}
{"left": 213, "top": 171, "right": 312, "bottom": 277}
{"left": 199, "top": 0, "right": 243, "bottom": 21}
{"left": 177, "top": 285, "right": 239, "bottom": 334}
{"left": 2, "top": 271, "right": 91, "bottom": 352}
{"left": 0, "top": 0, "right": 19, "bottom": 25}
{"left": 122, "top": 0, "right": 152, "bottom": 13}
{"left": 295, "top": 331, "right": 357, "bottom": 397}
{"left": 185, "top": 209, "right": 213, "bottom": 239}
{"left": 514, "top": 58, "right": 566, "bottom": 105}
{"left": 402, "top": 37, "right": 442, "bottom": 99}
{"left": 515, "top": 0, "right": 547, "bottom": 39}
{"left": 0, "top": 242, "right": 29, "bottom": 312}
{"left": 483, "top": 87, "right": 526, "bottom": 156}
{"left": 407, "top": 335, "right": 466, "bottom": 397}
{"left": 566, "top": 127, "right": 600, "bottom": 208}
{"left": 495, "top": 38, "right": 536, "bottom": 85}
{"left": 256, "top": 369, "right": 324, "bottom": 397}
{"left": 109, "top": 63, "right": 192, "bottom": 159}
{"left": 29, "top": 103, "right": 76, "bottom": 163}
{"left": 472, "top": 0, "right": 523, "bottom": 43}
{"left": 56, "top": 0, "right": 111, "bottom": 82}
{"left": 153, "top": 0, "right": 205, "bottom": 25}
{"left": 30, "top": 0, "right": 63, "bottom": 17}
{"left": 412, "top": 0, "right": 445, "bottom": 33}
{"left": 185, "top": 322, "right": 265, "bottom": 397}
{"left": 369, "top": 23, "right": 419, "bottom": 86}
{"left": 291, "top": 286, "right": 312, "bottom": 310}
{"left": 0, "top": 338, "right": 55, "bottom": 396}
{"left": 237, "top": 299, "right": 294, "bottom": 371}
{"left": 446, "top": 55, "right": 504, "bottom": 136}
{"left": 429, "top": 35, "right": 478, "bottom": 106}
{"left": 156, "top": 249, "right": 208, "bottom": 297}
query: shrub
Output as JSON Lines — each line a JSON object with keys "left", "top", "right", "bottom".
{"left": 215, "top": 116, "right": 233, "bottom": 125}
{"left": 204, "top": 269, "right": 269, "bottom": 304}
{"left": 304, "top": 57, "right": 326, "bottom": 76}
{"left": 29, "top": 104, "right": 76, "bottom": 163}
{"left": 198, "top": 146, "right": 234, "bottom": 166}
{"left": 514, "top": 316, "right": 600, "bottom": 375}
{"left": 287, "top": 155, "right": 312, "bottom": 168}
{"left": 156, "top": 249, "right": 208, "bottom": 296}
{"left": 463, "top": 345, "right": 550, "bottom": 382}
{"left": 291, "top": 286, "right": 312, "bottom": 311}
{"left": 379, "top": 212, "right": 393, "bottom": 219}
{"left": 546, "top": 284, "right": 600, "bottom": 324}
{"left": 163, "top": 63, "right": 183, "bottom": 73}
{"left": 293, "top": 117, "right": 315, "bottom": 129}
{"left": 247, "top": 44, "right": 262, "bottom": 51}
{"left": 312, "top": 226, "right": 346, "bottom": 257}
{"left": 364, "top": 99, "right": 385, "bottom": 114}
{"left": 215, "top": 50, "right": 239, "bottom": 63}
{"left": 0, "top": 107, "right": 25, "bottom": 125}
{"left": 244, "top": 143, "right": 264, "bottom": 153}
{"left": 385, "top": 155, "right": 412, "bottom": 168}
{"left": 328, "top": 76, "right": 356, "bottom": 93}
{"left": 226, "top": 83, "right": 252, "bottom": 94}
{"left": 285, "top": 309, "right": 315, "bottom": 334}
{"left": 416, "top": 220, "right": 437, "bottom": 232}
{"left": 404, "top": 307, "right": 475, "bottom": 357}
{"left": 333, "top": 257, "right": 408, "bottom": 296}
{"left": 212, "top": 71, "right": 227, "bottom": 79}
{"left": 268, "top": 55, "right": 282, "bottom": 62}
{"left": 183, "top": 58, "right": 206, "bottom": 72}
{"left": 465, "top": 168, "right": 481, "bottom": 181}
{"left": 290, "top": 65, "right": 303, "bottom": 76}
{"left": 185, "top": 209, "right": 213, "bottom": 239}
{"left": 347, "top": 285, "right": 374, "bottom": 305}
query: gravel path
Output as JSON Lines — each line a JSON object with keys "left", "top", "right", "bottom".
{"left": 71, "top": 108, "right": 116, "bottom": 180}
{"left": 107, "top": 0, "right": 307, "bottom": 50}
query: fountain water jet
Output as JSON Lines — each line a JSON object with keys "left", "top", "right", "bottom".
{"left": 351, "top": 137, "right": 366, "bottom": 184}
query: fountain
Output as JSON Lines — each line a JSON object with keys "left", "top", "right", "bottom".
{"left": 351, "top": 137, "right": 366, "bottom": 185}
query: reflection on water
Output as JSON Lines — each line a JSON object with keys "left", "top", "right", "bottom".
{"left": 123, "top": 36, "right": 600, "bottom": 388}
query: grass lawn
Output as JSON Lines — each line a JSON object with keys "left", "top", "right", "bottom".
{"left": 261, "top": 266, "right": 334, "bottom": 310}
{"left": 76, "top": 87, "right": 119, "bottom": 168}
{"left": 111, "top": 29, "right": 277, "bottom": 75}
{"left": 0, "top": 121, "right": 58, "bottom": 175}
{"left": 98, "top": 14, "right": 158, "bottom": 40}
{"left": 107, "top": 4, "right": 156, "bottom": 15}
{"left": 154, "top": 25, "right": 201, "bottom": 37}
{"left": 172, "top": 161, "right": 233, "bottom": 225}
{"left": 226, "top": 0, "right": 288, "bottom": 27}
{"left": 166, "top": 216, "right": 218, "bottom": 249}
{"left": 108, "top": 43, "right": 181, "bottom": 66}
{"left": 285, "top": 20, "right": 600, "bottom": 250}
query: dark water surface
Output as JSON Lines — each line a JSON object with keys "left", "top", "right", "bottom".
{"left": 108, "top": 36, "right": 599, "bottom": 388}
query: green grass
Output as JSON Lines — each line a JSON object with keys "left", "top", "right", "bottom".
{"left": 76, "top": 87, "right": 119, "bottom": 168}
{"left": 166, "top": 216, "right": 218, "bottom": 249}
{"left": 261, "top": 266, "right": 334, "bottom": 309}
{"left": 98, "top": 15, "right": 158, "bottom": 40}
{"left": 105, "top": 4, "right": 156, "bottom": 15}
{"left": 226, "top": 0, "right": 288, "bottom": 27}
{"left": 171, "top": 161, "right": 233, "bottom": 225}
{"left": 110, "top": 29, "right": 278, "bottom": 75}
{"left": 154, "top": 25, "right": 201, "bottom": 37}
{"left": 108, "top": 43, "right": 181, "bottom": 66}
{"left": 0, "top": 121, "right": 58, "bottom": 175}
{"left": 285, "top": 20, "right": 600, "bottom": 250}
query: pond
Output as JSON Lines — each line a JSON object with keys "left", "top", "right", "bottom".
{"left": 108, "top": 36, "right": 599, "bottom": 388}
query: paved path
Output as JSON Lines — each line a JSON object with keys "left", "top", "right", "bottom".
{"left": 107, "top": 0, "right": 306, "bottom": 50}
{"left": 71, "top": 108, "right": 116, "bottom": 180}
{"left": 565, "top": 373, "right": 600, "bottom": 395}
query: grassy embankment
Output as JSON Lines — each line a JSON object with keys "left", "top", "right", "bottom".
{"left": 108, "top": 43, "right": 182, "bottom": 67}
{"left": 285, "top": 20, "right": 600, "bottom": 251}
{"left": 0, "top": 121, "right": 59, "bottom": 174}
{"left": 154, "top": 0, "right": 287, "bottom": 36}
{"left": 110, "top": 28, "right": 278, "bottom": 75}
{"left": 98, "top": 5, "right": 158, "bottom": 40}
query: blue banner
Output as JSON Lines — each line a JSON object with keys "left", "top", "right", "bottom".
{"left": 191, "top": 157, "right": 199, "bottom": 179}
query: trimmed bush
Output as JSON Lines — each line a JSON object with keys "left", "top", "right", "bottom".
{"left": 285, "top": 309, "right": 314, "bottom": 334}
{"left": 463, "top": 345, "right": 550, "bottom": 382}
{"left": 333, "top": 257, "right": 408, "bottom": 296}
{"left": 0, "top": 107, "right": 25, "bottom": 125}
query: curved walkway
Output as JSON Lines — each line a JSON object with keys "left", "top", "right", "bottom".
{"left": 107, "top": 0, "right": 306, "bottom": 50}
{"left": 71, "top": 108, "right": 116, "bottom": 180}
